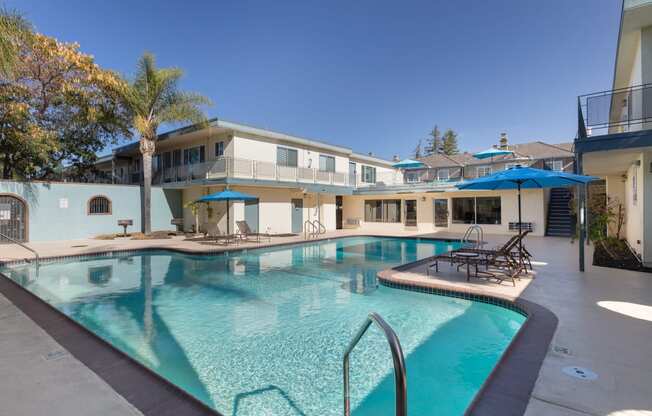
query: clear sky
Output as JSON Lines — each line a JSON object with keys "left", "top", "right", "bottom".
{"left": 13, "top": 0, "right": 622, "bottom": 159}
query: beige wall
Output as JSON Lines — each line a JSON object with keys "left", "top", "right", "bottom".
{"left": 342, "top": 189, "right": 546, "bottom": 236}
{"left": 606, "top": 174, "right": 627, "bottom": 239}
{"left": 625, "top": 160, "right": 643, "bottom": 254}
{"left": 181, "top": 185, "right": 337, "bottom": 235}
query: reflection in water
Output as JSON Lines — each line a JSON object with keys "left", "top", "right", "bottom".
{"left": 87, "top": 265, "right": 112, "bottom": 285}
{"left": 232, "top": 385, "right": 307, "bottom": 416}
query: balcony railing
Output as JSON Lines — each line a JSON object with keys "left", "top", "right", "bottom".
{"left": 578, "top": 83, "right": 652, "bottom": 138}
{"left": 153, "top": 157, "right": 353, "bottom": 186}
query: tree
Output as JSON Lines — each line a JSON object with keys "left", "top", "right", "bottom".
{"left": 425, "top": 125, "right": 441, "bottom": 155}
{"left": 0, "top": 32, "right": 129, "bottom": 180}
{"left": 441, "top": 129, "right": 459, "bottom": 155}
{"left": 413, "top": 139, "right": 423, "bottom": 159}
{"left": 119, "top": 53, "right": 211, "bottom": 234}
{"left": 0, "top": 8, "right": 32, "bottom": 79}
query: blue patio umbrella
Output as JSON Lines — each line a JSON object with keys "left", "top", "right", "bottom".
{"left": 457, "top": 166, "right": 597, "bottom": 252}
{"left": 472, "top": 147, "right": 514, "bottom": 160}
{"left": 392, "top": 159, "right": 426, "bottom": 169}
{"left": 196, "top": 190, "right": 257, "bottom": 235}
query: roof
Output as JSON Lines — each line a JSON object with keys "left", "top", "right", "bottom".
{"left": 110, "top": 118, "right": 395, "bottom": 166}
{"left": 417, "top": 141, "right": 573, "bottom": 168}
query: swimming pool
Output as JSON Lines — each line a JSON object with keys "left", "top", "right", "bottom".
{"left": 1, "top": 236, "right": 525, "bottom": 415}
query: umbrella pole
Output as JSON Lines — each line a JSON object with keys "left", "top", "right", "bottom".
{"left": 227, "top": 200, "right": 230, "bottom": 235}
{"left": 518, "top": 182, "right": 523, "bottom": 256}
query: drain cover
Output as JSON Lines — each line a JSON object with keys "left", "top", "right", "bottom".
{"left": 562, "top": 366, "right": 598, "bottom": 380}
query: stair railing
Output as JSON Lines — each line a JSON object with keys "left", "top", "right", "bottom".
{"left": 0, "top": 232, "right": 40, "bottom": 267}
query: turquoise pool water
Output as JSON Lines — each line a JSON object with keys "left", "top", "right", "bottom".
{"left": 1, "top": 237, "right": 525, "bottom": 416}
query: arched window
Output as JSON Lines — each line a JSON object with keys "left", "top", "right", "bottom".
{"left": 88, "top": 196, "right": 112, "bottom": 215}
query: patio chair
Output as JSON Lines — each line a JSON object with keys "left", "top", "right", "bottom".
{"left": 207, "top": 226, "right": 239, "bottom": 245}
{"left": 236, "top": 220, "right": 272, "bottom": 243}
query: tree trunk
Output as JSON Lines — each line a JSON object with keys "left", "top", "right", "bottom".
{"left": 140, "top": 137, "right": 155, "bottom": 235}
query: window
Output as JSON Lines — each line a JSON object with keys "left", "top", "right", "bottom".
{"left": 545, "top": 159, "right": 563, "bottom": 171}
{"left": 505, "top": 163, "right": 521, "bottom": 170}
{"left": 364, "top": 200, "right": 401, "bottom": 222}
{"left": 405, "top": 171, "right": 421, "bottom": 183}
{"left": 452, "top": 197, "right": 475, "bottom": 224}
{"left": 319, "top": 155, "right": 336, "bottom": 172}
{"left": 452, "top": 197, "right": 501, "bottom": 225}
{"left": 361, "top": 165, "right": 376, "bottom": 183}
{"left": 88, "top": 196, "right": 111, "bottom": 215}
{"left": 172, "top": 149, "right": 182, "bottom": 167}
{"left": 163, "top": 152, "right": 172, "bottom": 169}
{"left": 437, "top": 168, "right": 449, "bottom": 181}
{"left": 476, "top": 165, "right": 492, "bottom": 177}
{"left": 215, "top": 141, "right": 224, "bottom": 157}
{"left": 476, "top": 197, "right": 501, "bottom": 224}
{"left": 277, "top": 146, "right": 298, "bottom": 167}
{"left": 183, "top": 146, "right": 205, "bottom": 165}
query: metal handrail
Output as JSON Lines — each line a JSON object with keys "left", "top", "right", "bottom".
{"left": 304, "top": 220, "right": 316, "bottom": 239}
{"left": 0, "top": 232, "right": 39, "bottom": 266}
{"left": 343, "top": 313, "right": 407, "bottom": 416}
{"left": 313, "top": 219, "right": 326, "bottom": 236}
{"left": 461, "top": 225, "right": 483, "bottom": 249}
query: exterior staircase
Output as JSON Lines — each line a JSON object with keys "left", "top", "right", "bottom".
{"left": 546, "top": 188, "right": 575, "bottom": 237}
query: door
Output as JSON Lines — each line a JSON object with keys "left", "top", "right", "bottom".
{"left": 245, "top": 199, "right": 259, "bottom": 233}
{"left": 348, "top": 162, "right": 357, "bottom": 186}
{"left": 336, "top": 196, "right": 343, "bottom": 229}
{"left": 434, "top": 199, "right": 449, "bottom": 227}
{"left": 291, "top": 199, "right": 303, "bottom": 233}
{"left": 405, "top": 200, "right": 417, "bottom": 227}
{"left": 0, "top": 195, "right": 27, "bottom": 243}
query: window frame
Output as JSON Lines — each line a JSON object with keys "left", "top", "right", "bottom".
{"left": 215, "top": 141, "right": 225, "bottom": 158}
{"left": 545, "top": 159, "right": 563, "bottom": 171}
{"left": 451, "top": 196, "right": 501, "bottom": 225}
{"left": 87, "top": 195, "right": 112, "bottom": 216}
{"left": 319, "top": 154, "right": 336, "bottom": 172}
{"left": 476, "top": 165, "right": 492, "bottom": 177}
{"left": 277, "top": 146, "right": 299, "bottom": 167}
{"left": 437, "top": 168, "right": 450, "bottom": 181}
{"left": 364, "top": 199, "right": 401, "bottom": 223}
{"left": 361, "top": 165, "right": 377, "bottom": 183}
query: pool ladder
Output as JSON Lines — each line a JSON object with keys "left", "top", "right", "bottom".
{"left": 304, "top": 219, "right": 326, "bottom": 239}
{"left": 0, "top": 231, "right": 39, "bottom": 267}
{"left": 461, "top": 225, "right": 484, "bottom": 249}
{"left": 343, "top": 312, "right": 407, "bottom": 416}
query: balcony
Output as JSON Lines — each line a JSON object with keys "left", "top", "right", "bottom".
{"left": 578, "top": 83, "right": 652, "bottom": 138}
{"left": 153, "top": 157, "right": 353, "bottom": 187}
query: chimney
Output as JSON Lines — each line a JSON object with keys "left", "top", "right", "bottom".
{"left": 392, "top": 155, "right": 400, "bottom": 162}
{"left": 499, "top": 132, "right": 508, "bottom": 149}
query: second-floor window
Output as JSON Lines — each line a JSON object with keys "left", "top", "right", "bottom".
{"left": 361, "top": 165, "right": 376, "bottom": 183}
{"left": 405, "top": 171, "right": 420, "bottom": 183}
{"left": 545, "top": 159, "right": 563, "bottom": 171}
{"left": 505, "top": 163, "right": 521, "bottom": 170}
{"left": 476, "top": 165, "right": 492, "bottom": 177}
{"left": 277, "top": 146, "right": 298, "bottom": 167}
{"left": 437, "top": 168, "right": 449, "bottom": 181}
{"left": 319, "top": 155, "right": 335, "bottom": 172}
{"left": 183, "top": 146, "right": 205, "bottom": 165}
{"left": 215, "top": 141, "right": 224, "bottom": 157}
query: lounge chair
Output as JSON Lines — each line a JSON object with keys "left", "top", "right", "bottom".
{"left": 236, "top": 220, "right": 272, "bottom": 243}
{"left": 207, "top": 226, "right": 239, "bottom": 245}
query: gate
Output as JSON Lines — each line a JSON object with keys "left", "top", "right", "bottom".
{"left": 0, "top": 195, "right": 27, "bottom": 243}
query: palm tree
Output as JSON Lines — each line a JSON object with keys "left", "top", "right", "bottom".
{"left": 121, "top": 53, "right": 211, "bottom": 234}
{"left": 0, "top": 8, "right": 32, "bottom": 79}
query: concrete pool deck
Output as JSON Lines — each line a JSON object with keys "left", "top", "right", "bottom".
{"left": 0, "top": 231, "right": 651, "bottom": 415}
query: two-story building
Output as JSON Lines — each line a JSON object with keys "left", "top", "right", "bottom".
{"left": 576, "top": 0, "right": 652, "bottom": 266}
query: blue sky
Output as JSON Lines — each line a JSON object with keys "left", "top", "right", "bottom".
{"left": 14, "top": 0, "right": 621, "bottom": 159}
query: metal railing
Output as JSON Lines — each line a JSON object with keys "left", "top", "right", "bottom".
{"left": 461, "top": 225, "right": 484, "bottom": 249}
{"left": 343, "top": 313, "right": 407, "bottom": 416}
{"left": 0, "top": 232, "right": 39, "bottom": 266}
{"left": 304, "top": 219, "right": 326, "bottom": 239}
{"left": 578, "top": 83, "right": 652, "bottom": 138}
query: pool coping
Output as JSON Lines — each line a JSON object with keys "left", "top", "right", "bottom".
{"left": 378, "top": 260, "right": 558, "bottom": 416}
{"left": 0, "top": 235, "right": 551, "bottom": 416}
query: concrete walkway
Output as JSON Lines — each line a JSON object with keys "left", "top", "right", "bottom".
{"left": 1, "top": 231, "right": 651, "bottom": 415}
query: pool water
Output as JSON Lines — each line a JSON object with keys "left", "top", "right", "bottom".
{"left": 1, "top": 237, "right": 525, "bottom": 416}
